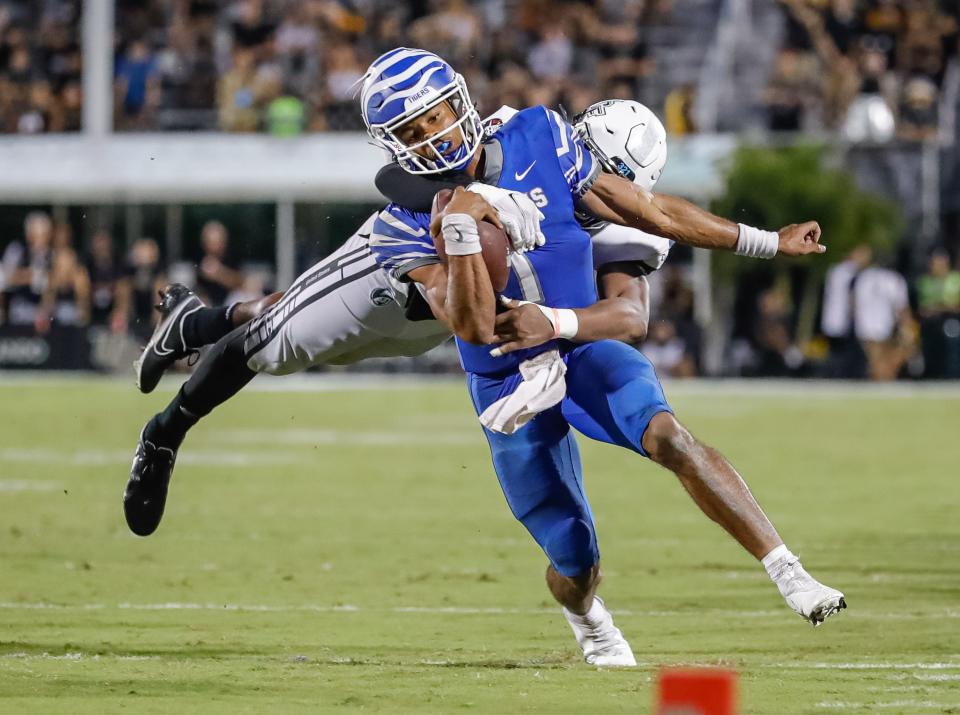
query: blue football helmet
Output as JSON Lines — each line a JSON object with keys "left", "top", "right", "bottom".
{"left": 360, "top": 48, "right": 483, "bottom": 175}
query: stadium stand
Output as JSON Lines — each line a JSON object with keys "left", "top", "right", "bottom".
{"left": 0, "top": 0, "right": 958, "bottom": 380}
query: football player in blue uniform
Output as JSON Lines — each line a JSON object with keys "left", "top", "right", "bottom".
{"left": 361, "top": 48, "right": 845, "bottom": 665}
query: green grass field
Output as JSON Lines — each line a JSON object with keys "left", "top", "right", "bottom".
{"left": 1, "top": 376, "right": 958, "bottom": 714}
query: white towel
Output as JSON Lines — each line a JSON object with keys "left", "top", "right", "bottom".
{"left": 478, "top": 350, "right": 567, "bottom": 434}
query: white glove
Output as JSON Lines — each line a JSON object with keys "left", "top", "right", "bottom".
{"left": 466, "top": 182, "right": 546, "bottom": 253}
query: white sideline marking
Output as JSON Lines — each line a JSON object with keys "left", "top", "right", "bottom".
{"left": 0, "top": 429, "right": 482, "bottom": 467}
{"left": 3, "top": 372, "right": 960, "bottom": 398}
{"left": 816, "top": 701, "right": 950, "bottom": 710}
{"left": 0, "top": 447, "right": 308, "bottom": 467}
{"left": 2, "top": 652, "right": 158, "bottom": 661}
{"left": 0, "top": 601, "right": 957, "bottom": 626}
{"left": 216, "top": 428, "right": 479, "bottom": 446}
{"left": 0, "top": 479, "right": 60, "bottom": 492}
{"left": 911, "top": 674, "right": 960, "bottom": 681}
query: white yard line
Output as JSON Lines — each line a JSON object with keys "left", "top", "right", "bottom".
{"left": 2, "top": 372, "right": 960, "bottom": 398}
{"left": 0, "top": 479, "right": 61, "bottom": 492}
{"left": 816, "top": 701, "right": 952, "bottom": 710}
{"left": 215, "top": 428, "right": 479, "bottom": 446}
{"left": 0, "top": 447, "right": 311, "bottom": 467}
{"left": 0, "top": 601, "right": 958, "bottom": 625}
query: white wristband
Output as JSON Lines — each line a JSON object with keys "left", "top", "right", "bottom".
{"left": 533, "top": 304, "right": 579, "bottom": 340}
{"left": 735, "top": 224, "right": 779, "bottom": 259}
{"left": 441, "top": 213, "right": 481, "bottom": 256}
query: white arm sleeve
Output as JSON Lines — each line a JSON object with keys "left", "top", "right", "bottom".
{"left": 590, "top": 223, "right": 672, "bottom": 274}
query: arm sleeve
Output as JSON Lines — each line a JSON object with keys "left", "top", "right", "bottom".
{"left": 368, "top": 204, "right": 439, "bottom": 282}
{"left": 374, "top": 163, "right": 473, "bottom": 213}
{"left": 544, "top": 108, "right": 600, "bottom": 201}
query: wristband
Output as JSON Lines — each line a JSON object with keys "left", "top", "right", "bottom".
{"left": 735, "top": 223, "right": 779, "bottom": 259}
{"left": 441, "top": 213, "right": 481, "bottom": 256}
{"left": 533, "top": 304, "right": 579, "bottom": 340}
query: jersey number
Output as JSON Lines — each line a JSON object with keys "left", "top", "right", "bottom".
{"left": 528, "top": 187, "right": 548, "bottom": 208}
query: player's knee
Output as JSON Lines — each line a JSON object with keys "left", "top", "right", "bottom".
{"left": 643, "top": 413, "right": 697, "bottom": 470}
{"left": 543, "top": 517, "right": 598, "bottom": 578}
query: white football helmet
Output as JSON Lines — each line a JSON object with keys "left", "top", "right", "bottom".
{"left": 574, "top": 100, "right": 667, "bottom": 191}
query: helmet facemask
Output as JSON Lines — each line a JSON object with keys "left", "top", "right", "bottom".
{"left": 368, "top": 74, "right": 483, "bottom": 175}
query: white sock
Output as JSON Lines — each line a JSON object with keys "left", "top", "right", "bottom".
{"left": 566, "top": 597, "right": 607, "bottom": 624}
{"left": 761, "top": 544, "right": 798, "bottom": 583}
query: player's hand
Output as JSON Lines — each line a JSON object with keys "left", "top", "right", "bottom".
{"left": 490, "top": 297, "right": 554, "bottom": 356}
{"left": 466, "top": 182, "right": 546, "bottom": 253}
{"left": 777, "top": 221, "right": 825, "bottom": 257}
{"left": 430, "top": 186, "right": 503, "bottom": 241}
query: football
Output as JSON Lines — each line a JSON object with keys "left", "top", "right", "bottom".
{"left": 431, "top": 188, "right": 511, "bottom": 292}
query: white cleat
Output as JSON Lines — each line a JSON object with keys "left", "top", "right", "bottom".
{"left": 776, "top": 561, "right": 847, "bottom": 627}
{"left": 563, "top": 597, "right": 637, "bottom": 666}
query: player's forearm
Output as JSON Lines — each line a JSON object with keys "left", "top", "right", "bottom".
{"left": 592, "top": 183, "right": 738, "bottom": 249}
{"left": 645, "top": 193, "right": 740, "bottom": 249}
{"left": 445, "top": 254, "right": 496, "bottom": 344}
{"left": 570, "top": 298, "right": 648, "bottom": 343}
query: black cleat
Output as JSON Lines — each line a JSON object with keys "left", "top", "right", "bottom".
{"left": 134, "top": 284, "right": 203, "bottom": 394}
{"left": 123, "top": 429, "right": 177, "bottom": 536}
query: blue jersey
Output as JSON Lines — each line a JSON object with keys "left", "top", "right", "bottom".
{"left": 369, "top": 106, "right": 600, "bottom": 376}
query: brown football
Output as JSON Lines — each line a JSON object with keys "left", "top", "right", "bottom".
{"left": 431, "top": 188, "right": 511, "bottom": 292}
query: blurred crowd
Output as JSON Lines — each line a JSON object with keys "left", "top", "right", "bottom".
{"left": 0, "top": 0, "right": 666, "bottom": 134}
{"left": 0, "top": 1, "right": 83, "bottom": 133}
{"left": 766, "top": 0, "right": 959, "bottom": 140}
{"left": 3, "top": 0, "right": 957, "bottom": 139}
{"left": 110, "top": 0, "right": 668, "bottom": 132}
{"left": 0, "top": 211, "right": 270, "bottom": 343}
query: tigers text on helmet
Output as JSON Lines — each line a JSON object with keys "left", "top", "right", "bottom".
{"left": 360, "top": 48, "right": 484, "bottom": 175}
{"left": 574, "top": 100, "right": 667, "bottom": 191}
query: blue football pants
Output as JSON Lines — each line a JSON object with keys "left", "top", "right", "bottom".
{"left": 467, "top": 340, "right": 672, "bottom": 577}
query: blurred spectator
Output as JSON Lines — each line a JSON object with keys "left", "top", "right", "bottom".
{"left": 821, "top": 243, "right": 873, "bottom": 378}
{"left": 226, "top": 268, "right": 269, "bottom": 306}
{"left": 408, "top": 0, "right": 483, "bottom": 62}
{"left": 196, "top": 221, "right": 243, "bottom": 306}
{"left": 527, "top": 23, "right": 574, "bottom": 82}
{"left": 642, "top": 320, "right": 697, "bottom": 378}
{"left": 853, "top": 261, "right": 915, "bottom": 381}
{"left": 751, "top": 289, "right": 804, "bottom": 376}
{"left": 273, "top": 2, "right": 320, "bottom": 98}
{"left": 86, "top": 229, "right": 132, "bottom": 334}
{"left": 154, "top": 7, "right": 218, "bottom": 129}
{"left": 315, "top": 41, "right": 365, "bottom": 131}
{"left": 126, "top": 237, "right": 166, "bottom": 341}
{"left": 896, "top": 74, "right": 938, "bottom": 141}
{"left": 35, "top": 245, "right": 90, "bottom": 334}
{"left": 763, "top": 48, "right": 821, "bottom": 131}
{"left": 217, "top": 46, "right": 262, "bottom": 132}
{"left": 841, "top": 40, "right": 897, "bottom": 142}
{"left": 264, "top": 79, "right": 306, "bottom": 136}
{"left": 664, "top": 84, "right": 697, "bottom": 136}
{"left": 114, "top": 38, "right": 161, "bottom": 130}
{"left": 916, "top": 249, "right": 960, "bottom": 378}
{"left": 229, "top": 0, "right": 276, "bottom": 59}
{"left": 1, "top": 212, "right": 53, "bottom": 326}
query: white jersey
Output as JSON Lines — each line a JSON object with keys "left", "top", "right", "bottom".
{"left": 487, "top": 105, "right": 672, "bottom": 274}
